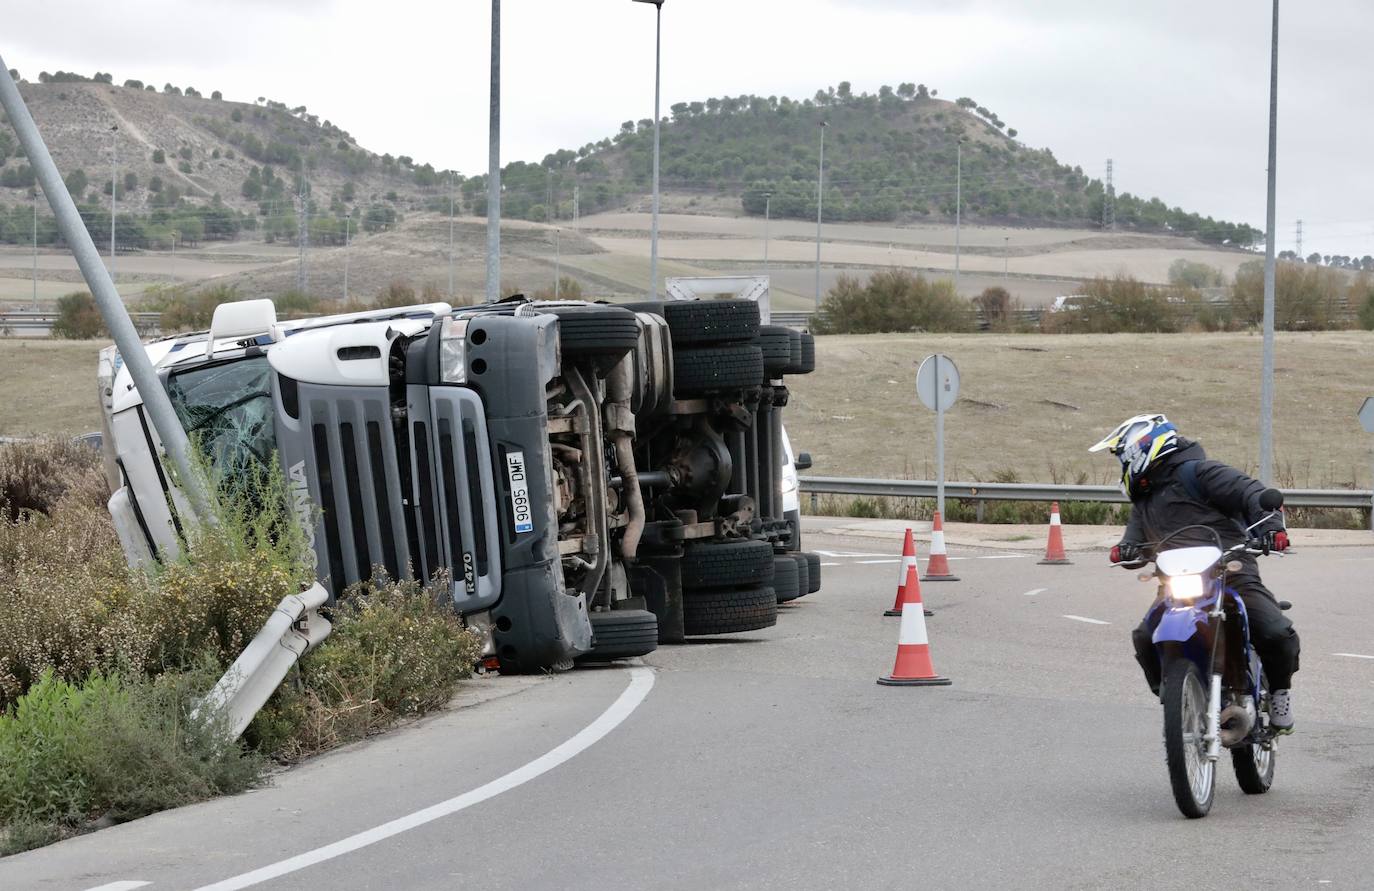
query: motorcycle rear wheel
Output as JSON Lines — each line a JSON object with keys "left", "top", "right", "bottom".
{"left": 1163, "top": 659, "right": 1215, "bottom": 818}
{"left": 1232, "top": 675, "right": 1276, "bottom": 794}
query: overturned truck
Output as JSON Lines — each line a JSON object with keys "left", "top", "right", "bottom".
{"left": 99, "top": 295, "right": 820, "bottom": 672}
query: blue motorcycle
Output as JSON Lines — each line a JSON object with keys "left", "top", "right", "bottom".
{"left": 1124, "top": 489, "right": 1288, "bottom": 818}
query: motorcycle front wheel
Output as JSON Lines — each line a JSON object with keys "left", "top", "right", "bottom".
{"left": 1233, "top": 674, "right": 1276, "bottom": 794}
{"left": 1163, "top": 658, "right": 1215, "bottom": 818}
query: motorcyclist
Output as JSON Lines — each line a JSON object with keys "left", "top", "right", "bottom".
{"left": 1090, "top": 414, "right": 1299, "bottom": 734}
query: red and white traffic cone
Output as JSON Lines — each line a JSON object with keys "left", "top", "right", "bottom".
{"left": 922, "top": 511, "right": 959, "bottom": 581}
{"left": 885, "top": 528, "right": 934, "bottom": 617}
{"left": 1038, "top": 501, "right": 1072, "bottom": 565}
{"left": 878, "top": 563, "right": 951, "bottom": 687}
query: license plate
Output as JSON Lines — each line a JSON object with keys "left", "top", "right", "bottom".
{"left": 506, "top": 451, "right": 534, "bottom": 534}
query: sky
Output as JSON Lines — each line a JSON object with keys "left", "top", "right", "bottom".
{"left": 6, "top": 0, "right": 1372, "bottom": 257}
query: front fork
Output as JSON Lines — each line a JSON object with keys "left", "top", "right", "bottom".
{"left": 1204, "top": 672, "right": 1223, "bottom": 762}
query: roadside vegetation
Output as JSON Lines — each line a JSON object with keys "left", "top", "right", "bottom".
{"left": 814, "top": 264, "right": 1374, "bottom": 335}
{"left": 0, "top": 439, "right": 481, "bottom": 856}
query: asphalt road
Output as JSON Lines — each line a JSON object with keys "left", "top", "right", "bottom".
{"left": 7, "top": 533, "right": 1374, "bottom": 890}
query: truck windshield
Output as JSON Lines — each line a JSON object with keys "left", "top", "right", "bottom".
{"left": 167, "top": 357, "right": 277, "bottom": 479}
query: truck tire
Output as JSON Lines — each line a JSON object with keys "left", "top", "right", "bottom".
{"left": 549, "top": 305, "right": 641, "bottom": 363}
{"left": 804, "top": 551, "right": 822, "bottom": 593}
{"left": 655, "top": 300, "right": 760, "bottom": 346}
{"left": 773, "top": 554, "right": 802, "bottom": 603}
{"left": 758, "top": 325, "right": 792, "bottom": 377}
{"left": 673, "top": 345, "right": 764, "bottom": 395}
{"left": 683, "top": 585, "right": 778, "bottom": 635}
{"left": 576, "top": 609, "right": 660, "bottom": 663}
{"left": 786, "top": 332, "right": 816, "bottom": 375}
{"left": 681, "top": 539, "right": 775, "bottom": 589}
{"left": 789, "top": 553, "right": 810, "bottom": 603}
{"left": 799, "top": 333, "right": 816, "bottom": 374}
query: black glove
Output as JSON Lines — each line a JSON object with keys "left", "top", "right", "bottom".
{"left": 1111, "top": 541, "right": 1142, "bottom": 564}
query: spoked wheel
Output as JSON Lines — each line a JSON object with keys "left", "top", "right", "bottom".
{"left": 1232, "top": 674, "right": 1277, "bottom": 795}
{"left": 1162, "top": 659, "right": 1215, "bottom": 818}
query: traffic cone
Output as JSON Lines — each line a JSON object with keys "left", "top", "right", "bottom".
{"left": 878, "top": 563, "right": 951, "bottom": 687}
{"left": 1038, "top": 501, "right": 1072, "bottom": 565}
{"left": 922, "top": 511, "right": 959, "bottom": 581}
{"left": 886, "top": 529, "right": 934, "bottom": 617}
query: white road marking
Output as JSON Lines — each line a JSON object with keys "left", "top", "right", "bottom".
{"left": 193, "top": 667, "right": 656, "bottom": 891}
{"left": 83, "top": 883, "right": 150, "bottom": 891}
{"left": 820, "top": 562, "right": 840, "bottom": 567}
{"left": 1334, "top": 653, "right": 1374, "bottom": 660}
{"left": 979, "top": 554, "right": 1026, "bottom": 559}
{"left": 1062, "top": 614, "right": 1111, "bottom": 625}
{"left": 857, "top": 559, "right": 901, "bottom": 564}
{"left": 814, "top": 550, "right": 892, "bottom": 557}
{"left": 1022, "top": 588, "right": 1047, "bottom": 597}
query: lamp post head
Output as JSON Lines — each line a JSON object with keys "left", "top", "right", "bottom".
{"left": 632, "top": 0, "right": 664, "bottom": 6}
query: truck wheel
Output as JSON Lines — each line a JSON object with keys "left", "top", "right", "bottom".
{"left": 773, "top": 554, "right": 802, "bottom": 603}
{"left": 758, "top": 326, "right": 793, "bottom": 377}
{"left": 576, "top": 609, "right": 659, "bottom": 663}
{"left": 786, "top": 332, "right": 816, "bottom": 375}
{"left": 681, "top": 539, "right": 775, "bottom": 589}
{"left": 653, "top": 300, "right": 760, "bottom": 346}
{"left": 789, "top": 553, "right": 810, "bottom": 602}
{"left": 683, "top": 586, "right": 778, "bottom": 635}
{"left": 549, "top": 305, "right": 641, "bottom": 364}
{"left": 804, "top": 551, "right": 822, "bottom": 593}
{"left": 673, "top": 345, "right": 764, "bottom": 396}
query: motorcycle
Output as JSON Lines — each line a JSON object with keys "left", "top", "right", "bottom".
{"left": 1117, "top": 488, "right": 1289, "bottom": 818}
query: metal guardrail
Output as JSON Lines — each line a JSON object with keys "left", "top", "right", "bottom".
{"left": 799, "top": 475, "right": 1374, "bottom": 512}
{"left": 770, "top": 310, "right": 814, "bottom": 329}
{"left": 0, "top": 310, "right": 162, "bottom": 336}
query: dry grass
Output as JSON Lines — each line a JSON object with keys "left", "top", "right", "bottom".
{"left": 787, "top": 330, "right": 1374, "bottom": 488}
{"left": 0, "top": 340, "right": 108, "bottom": 435}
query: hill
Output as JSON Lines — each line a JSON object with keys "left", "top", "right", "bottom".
{"left": 473, "top": 82, "right": 1261, "bottom": 246}
{"left": 0, "top": 76, "right": 457, "bottom": 252}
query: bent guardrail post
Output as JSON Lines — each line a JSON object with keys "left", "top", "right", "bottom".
{"left": 195, "top": 583, "right": 332, "bottom": 740}
{"left": 0, "top": 59, "right": 214, "bottom": 520}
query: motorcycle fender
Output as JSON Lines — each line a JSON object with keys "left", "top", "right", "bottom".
{"left": 1153, "top": 605, "right": 1209, "bottom": 645}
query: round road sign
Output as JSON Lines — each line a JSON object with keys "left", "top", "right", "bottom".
{"left": 916, "top": 354, "right": 960, "bottom": 413}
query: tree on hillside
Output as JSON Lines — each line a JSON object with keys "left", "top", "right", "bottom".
{"left": 163, "top": 83, "right": 181, "bottom": 95}
{"left": 897, "top": 82, "right": 915, "bottom": 98}
{"left": 152, "top": 148, "right": 165, "bottom": 164}
{"left": 123, "top": 79, "right": 143, "bottom": 89}
{"left": 211, "top": 90, "right": 222, "bottom": 100}
{"left": 63, "top": 168, "right": 87, "bottom": 196}
{"left": 956, "top": 97, "right": 976, "bottom": 109}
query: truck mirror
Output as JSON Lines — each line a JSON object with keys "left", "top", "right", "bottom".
{"left": 795, "top": 452, "right": 813, "bottom": 471}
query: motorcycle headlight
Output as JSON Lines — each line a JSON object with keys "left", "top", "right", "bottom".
{"left": 439, "top": 317, "right": 469, "bottom": 383}
{"left": 1166, "top": 573, "right": 1206, "bottom": 602}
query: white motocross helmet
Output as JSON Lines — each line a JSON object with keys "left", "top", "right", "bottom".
{"left": 1089, "top": 413, "right": 1181, "bottom": 497}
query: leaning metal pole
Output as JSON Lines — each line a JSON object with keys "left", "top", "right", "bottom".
{"left": 485, "top": 0, "right": 501, "bottom": 302}
{"left": 1258, "top": 0, "right": 1279, "bottom": 484}
{"left": 0, "top": 61, "right": 213, "bottom": 518}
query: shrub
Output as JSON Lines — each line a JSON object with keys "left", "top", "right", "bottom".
{"left": 533, "top": 277, "right": 585, "bottom": 301}
{"left": 152, "top": 149, "right": 165, "bottom": 165}
{"left": 0, "top": 437, "right": 108, "bottom": 522}
{"left": 0, "top": 669, "right": 261, "bottom": 853}
{"left": 51, "top": 291, "right": 105, "bottom": 339}
{"left": 1231, "top": 260, "right": 1350, "bottom": 330}
{"left": 376, "top": 280, "right": 417, "bottom": 307}
{"left": 1041, "top": 274, "right": 1180, "bottom": 333}
{"left": 1168, "top": 258, "right": 1225, "bottom": 289}
{"left": 813, "top": 269, "right": 972, "bottom": 334}
{"left": 1354, "top": 275, "right": 1374, "bottom": 331}
{"left": 972, "top": 286, "right": 1016, "bottom": 330}
{"left": 250, "top": 574, "right": 482, "bottom": 760}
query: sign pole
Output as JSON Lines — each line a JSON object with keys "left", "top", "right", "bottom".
{"left": 935, "top": 354, "right": 945, "bottom": 518}
{"left": 1358, "top": 398, "right": 1374, "bottom": 531}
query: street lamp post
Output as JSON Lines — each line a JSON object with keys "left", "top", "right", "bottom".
{"left": 815, "top": 121, "right": 827, "bottom": 308}
{"left": 31, "top": 190, "right": 37, "bottom": 304}
{"left": 633, "top": 0, "right": 665, "bottom": 299}
{"left": 344, "top": 211, "right": 352, "bottom": 301}
{"left": 1004, "top": 235, "right": 1009, "bottom": 280}
{"left": 1259, "top": 0, "right": 1280, "bottom": 484}
{"left": 448, "top": 173, "right": 455, "bottom": 300}
{"left": 762, "top": 191, "right": 772, "bottom": 276}
{"left": 109, "top": 124, "right": 118, "bottom": 279}
{"left": 486, "top": 0, "right": 501, "bottom": 302}
{"left": 171, "top": 230, "right": 177, "bottom": 282}
{"left": 554, "top": 227, "right": 561, "bottom": 298}
{"left": 954, "top": 140, "right": 962, "bottom": 295}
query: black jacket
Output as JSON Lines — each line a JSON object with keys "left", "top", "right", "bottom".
{"left": 1122, "top": 439, "right": 1280, "bottom": 562}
